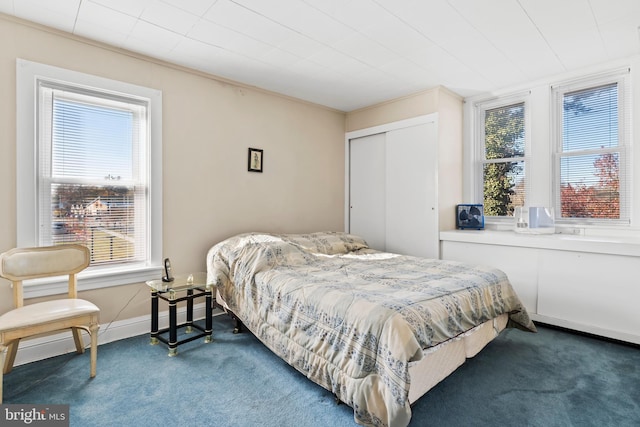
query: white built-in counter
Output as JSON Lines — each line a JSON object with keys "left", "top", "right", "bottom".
{"left": 440, "top": 230, "right": 640, "bottom": 345}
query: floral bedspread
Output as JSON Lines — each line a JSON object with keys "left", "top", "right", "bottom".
{"left": 206, "top": 232, "right": 535, "bottom": 427}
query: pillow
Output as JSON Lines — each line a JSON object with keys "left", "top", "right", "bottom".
{"left": 282, "top": 232, "right": 369, "bottom": 255}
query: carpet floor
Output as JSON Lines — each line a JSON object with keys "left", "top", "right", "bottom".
{"left": 4, "top": 315, "right": 639, "bottom": 426}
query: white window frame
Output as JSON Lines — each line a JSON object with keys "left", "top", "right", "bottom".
{"left": 464, "top": 58, "right": 640, "bottom": 240}
{"left": 16, "top": 59, "right": 163, "bottom": 298}
{"left": 473, "top": 92, "right": 530, "bottom": 223}
{"left": 551, "top": 69, "right": 631, "bottom": 226}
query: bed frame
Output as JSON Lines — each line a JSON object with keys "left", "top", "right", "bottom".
{"left": 215, "top": 289, "right": 508, "bottom": 405}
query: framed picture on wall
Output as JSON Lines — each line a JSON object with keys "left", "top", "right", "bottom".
{"left": 248, "top": 148, "right": 263, "bottom": 173}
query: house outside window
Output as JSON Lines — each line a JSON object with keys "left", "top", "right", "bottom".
{"left": 475, "top": 96, "right": 528, "bottom": 218}
{"left": 552, "top": 70, "right": 630, "bottom": 225}
{"left": 17, "top": 59, "right": 163, "bottom": 297}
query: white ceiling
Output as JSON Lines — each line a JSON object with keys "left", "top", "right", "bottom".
{"left": 2, "top": 0, "right": 639, "bottom": 111}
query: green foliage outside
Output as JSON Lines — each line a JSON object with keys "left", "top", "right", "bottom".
{"left": 483, "top": 104, "right": 525, "bottom": 216}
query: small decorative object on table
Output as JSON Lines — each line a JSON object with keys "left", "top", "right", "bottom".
{"left": 456, "top": 204, "right": 485, "bottom": 230}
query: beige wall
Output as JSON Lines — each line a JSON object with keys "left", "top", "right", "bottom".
{"left": 345, "top": 87, "right": 441, "bottom": 132}
{"left": 0, "top": 16, "right": 346, "bottom": 324}
{"left": 345, "top": 87, "right": 464, "bottom": 232}
{"left": 436, "top": 88, "right": 464, "bottom": 231}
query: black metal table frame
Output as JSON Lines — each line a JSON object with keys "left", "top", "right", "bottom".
{"left": 150, "top": 286, "right": 213, "bottom": 356}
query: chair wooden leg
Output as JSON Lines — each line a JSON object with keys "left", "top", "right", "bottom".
{"left": 89, "top": 322, "right": 98, "bottom": 378}
{"left": 71, "top": 327, "right": 85, "bottom": 354}
{"left": 0, "top": 344, "right": 5, "bottom": 404}
{"left": 3, "top": 340, "right": 19, "bottom": 375}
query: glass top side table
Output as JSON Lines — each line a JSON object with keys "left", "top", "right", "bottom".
{"left": 146, "top": 272, "right": 213, "bottom": 356}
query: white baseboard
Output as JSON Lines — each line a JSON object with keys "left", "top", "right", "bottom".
{"left": 13, "top": 304, "right": 222, "bottom": 367}
{"left": 531, "top": 313, "right": 640, "bottom": 345}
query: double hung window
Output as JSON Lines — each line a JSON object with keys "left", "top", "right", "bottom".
{"left": 552, "top": 70, "right": 630, "bottom": 225}
{"left": 39, "top": 83, "right": 148, "bottom": 265}
{"left": 17, "top": 59, "right": 162, "bottom": 295}
{"left": 475, "top": 97, "right": 528, "bottom": 218}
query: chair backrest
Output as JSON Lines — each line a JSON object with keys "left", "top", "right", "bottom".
{"left": 0, "top": 245, "right": 90, "bottom": 308}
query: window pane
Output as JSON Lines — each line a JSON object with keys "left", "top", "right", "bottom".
{"left": 483, "top": 161, "right": 525, "bottom": 216}
{"left": 52, "top": 97, "right": 134, "bottom": 180}
{"left": 51, "top": 183, "right": 144, "bottom": 264}
{"left": 42, "top": 87, "right": 148, "bottom": 269}
{"left": 563, "top": 83, "right": 618, "bottom": 152}
{"left": 484, "top": 102, "right": 525, "bottom": 159}
{"left": 559, "top": 153, "right": 619, "bottom": 219}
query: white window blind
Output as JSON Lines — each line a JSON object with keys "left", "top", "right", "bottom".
{"left": 552, "top": 70, "right": 630, "bottom": 224}
{"left": 38, "top": 82, "right": 148, "bottom": 267}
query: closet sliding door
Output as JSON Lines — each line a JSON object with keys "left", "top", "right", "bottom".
{"left": 347, "top": 116, "right": 439, "bottom": 259}
{"left": 385, "top": 123, "right": 438, "bottom": 258}
{"left": 349, "top": 133, "right": 386, "bottom": 251}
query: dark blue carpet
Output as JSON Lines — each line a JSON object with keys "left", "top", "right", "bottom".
{"left": 3, "top": 315, "right": 639, "bottom": 426}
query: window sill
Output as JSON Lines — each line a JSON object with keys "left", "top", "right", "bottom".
{"left": 24, "top": 264, "right": 163, "bottom": 299}
{"left": 439, "top": 229, "right": 640, "bottom": 257}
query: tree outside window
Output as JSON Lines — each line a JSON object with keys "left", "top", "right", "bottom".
{"left": 481, "top": 102, "right": 526, "bottom": 217}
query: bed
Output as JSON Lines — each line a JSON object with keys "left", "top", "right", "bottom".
{"left": 206, "top": 232, "right": 536, "bottom": 427}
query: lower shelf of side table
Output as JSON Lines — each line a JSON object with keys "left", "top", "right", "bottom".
{"left": 151, "top": 322, "right": 212, "bottom": 356}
